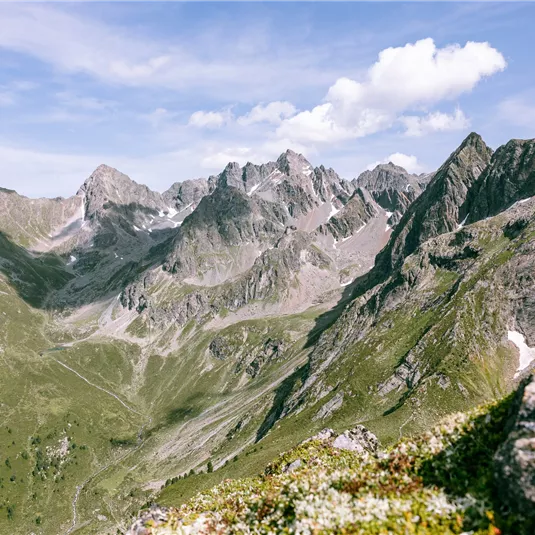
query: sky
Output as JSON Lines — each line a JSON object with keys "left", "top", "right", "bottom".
{"left": 0, "top": 1, "right": 534, "bottom": 198}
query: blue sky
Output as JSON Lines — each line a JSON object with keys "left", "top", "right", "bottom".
{"left": 0, "top": 1, "right": 533, "bottom": 198}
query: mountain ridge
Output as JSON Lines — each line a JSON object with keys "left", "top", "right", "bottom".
{"left": 1, "top": 134, "right": 534, "bottom": 534}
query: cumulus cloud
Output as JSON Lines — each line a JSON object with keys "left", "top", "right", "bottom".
{"left": 367, "top": 153, "right": 425, "bottom": 174}
{"left": 188, "top": 109, "right": 232, "bottom": 129}
{"left": 238, "top": 101, "right": 297, "bottom": 126}
{"left": 400, "top": 108, "right": 470, "bottom": 137}
{"left": 277, "top": 38, "right": 506, "bottom": 145}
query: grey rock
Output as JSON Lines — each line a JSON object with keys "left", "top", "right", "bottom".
{"left": 332, "top": 425, "right": 379, "bottom": 454}
{"left": 355, "top": 162, "right": 433, "bottom": 224}
{"left": 163, "top": 178, "right": 212, "bottom": 212}
{"left": 311, "top": 428, "right": 336, "bottom": 441}
{"left": 376, "top": 132, "right": 493, "bottom": 273}
{"left": 283, "top": 458, "right": 302, "bottom": 473}
{"left": 466, "top": 138, "right": 535, "bottom": 223}
{"left": 495, "top": 375, "right": 535, "bottom": 525}
{"left": 321, "top": 189, "right": 379, "bottom": 241}
{"left": 209, "top": 336, "right": 231, "bottom": 361}
{"left": 314, "top": 392, "right": 344, "bottom": 421}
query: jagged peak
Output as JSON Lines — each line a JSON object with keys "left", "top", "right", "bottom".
{"left": 373, "top": 162, "right": 410, "bottom": 174}
{"left": 78, "top": 164, "right": 130, "bottom": 192}
{"left": 276, "top": 149, "right": 312, "bottom": 175}
{"left": 455, "top": 132, "right": 492, "bottom": 157}
{"left": 223, "top": 161, "right": 241, "bottom": 173}
{"left": 93, "top": 163, "right": 119, "bottom": 175}
{"left": 459, "top": 131, "right": 484, "bottom": 146}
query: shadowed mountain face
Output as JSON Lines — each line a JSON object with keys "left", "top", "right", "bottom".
{"left": 2, "top": 136, "right": 535, "bottom": 535}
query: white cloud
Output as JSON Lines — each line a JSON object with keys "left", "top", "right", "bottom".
{"left": 367, "top": 153, "right": 425, "bottom": 174}
{"left": 0, "top": 4, "right": 336, "bottom": 100}
{"left": 400, "top": 108, "right": 470, "bottom": 137}
{"left": 238, "top": 101, "right": 296, "bottom": 126}
{"left": 188, "top": 109, "right": 232, "bottom": 129}
{"left": 386, "top": 153, "right": 424, "bottom": 173}
{"left": 277, "top": 38, "right": 506, "bottom": 145}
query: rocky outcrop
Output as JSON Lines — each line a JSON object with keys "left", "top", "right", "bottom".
{"left": 78, "top": 164, "right": 166, "bottom": 220}
{"left": 355, "top": 162, "right": 433, "bottom": 225}
{"left": 163, "top": 178, "right": 213, "bottom": 212}
{"left": 332, "top": 425, "right": 379, "bottom": 454}
{"left": 163, "top": 184, "right": 289, "bottom": 279}
{"left": 322, "top": 188, "right": 379, "bottom": 241}
{"left": 495, "top": 375, "right": 535, "bottom": 526}
{"left": 375, "top": 132, "right": 493, "bottom": 274}
{"left": 464, "top": 138, "right": 535, "bottom": 223}
{"left": 123, "top": 229, "right": 333, "bottom": 329}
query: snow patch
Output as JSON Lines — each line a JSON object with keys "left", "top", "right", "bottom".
{"left": 457, "top": 214, "right": 469, "bottom": 230}
{"left": 158, "top": 210, "right": 165, "bottom": 217}
{"left": 385, "top": 211, "right": 393, "bottom": 218}
{"left": 167, "top": 207, "right": 178, "bottom": 217}
{"left": 133, "top": 225, "right": 141, "bottom": 232}
{"left": 385, "top": 224, "right": 392, "bottom": 232}
{"left": 340, "top": 280, "right": 352, "bottom": 287}
{"left": 327, "top": 203, "right": 340, "bottom": 221}
{"left": 67, "top": 255, "right": 77, "bottom": 265}
{"left": 247, "top": 183, "right": 260, "bottom": 196}
{"left": 508, "top": 330, "right": 535, "bottom": 377}
{"left": 173, "top": 221, "right": 182, "bottom": 228}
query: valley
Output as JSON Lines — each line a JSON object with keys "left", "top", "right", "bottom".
{"left": 0, "top": 135, "right": 534, "bottom": 534}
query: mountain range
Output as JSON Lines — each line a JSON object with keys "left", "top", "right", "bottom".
{"left": 0, "top": 133, "right": 534, "bottom": 534}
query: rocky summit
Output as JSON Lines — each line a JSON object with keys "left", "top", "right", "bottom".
{"left": 1, "top": 135, "right": 535, "bottom": 535}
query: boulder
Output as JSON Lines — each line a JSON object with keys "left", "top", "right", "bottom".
{"left": 332, "top": 425, "right": 379, "bottom": 454}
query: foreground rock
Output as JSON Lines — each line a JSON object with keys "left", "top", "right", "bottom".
{"left": 495, "top": 374, "right": 535, "bottom": 526}
{"left": 331, "top": 425, "right": 379, "bottom": 454}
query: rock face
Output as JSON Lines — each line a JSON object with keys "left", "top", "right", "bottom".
{"left": 323, "top": 188, "right": 379, "bottom": 241}
{"left": 355, "top": 162, "right": 433, "bottom": 225}
{"left": 163, "top": 184, "right": 289, "bottom": 281}
{"left": 78, "top": 164, "right": 166, "bottom": 219}
{"left": 464, "top": 138, "right": 535, "bottom": 223}
{"left": 163, "top": 178, "right": 213, "bottom": 212}
{"left": 375, "top": 132, "right": 493, "bottom": 274}
{"left": 495, "top": 375, "right": 535, "bottom": 525}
